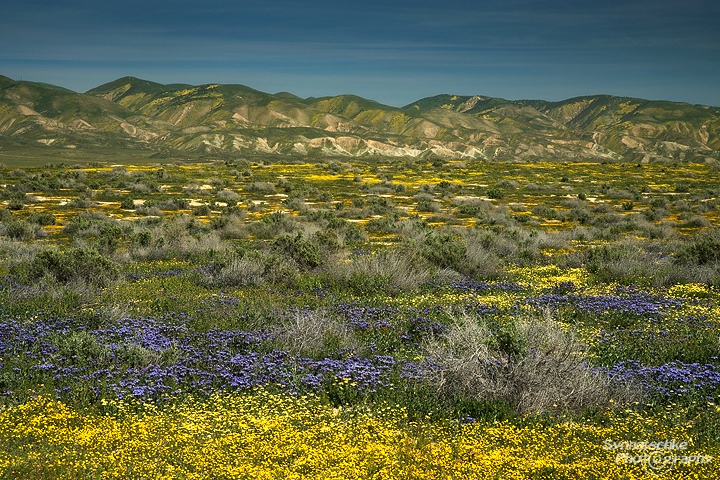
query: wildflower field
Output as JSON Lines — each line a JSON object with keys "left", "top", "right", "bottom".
{"left": 1, "top": 155, "right": 720, "bottom": 478}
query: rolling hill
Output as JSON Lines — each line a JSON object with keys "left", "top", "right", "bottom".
{"left": 1, "top": 75, "right": 718, "bottom": 162}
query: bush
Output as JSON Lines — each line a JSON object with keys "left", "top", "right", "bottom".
{"left": 365, "top": 196, "right": 396, "bottom": 215}
{"left": 310, "top": 229, "right": 342, "bottom": 254}
{"left": 422, "top": 232, "right": 466, "bottom": 270}
{"left": 97, "top": 223, "right": 125, "bottom": 253}
{"left": 317, "top": 192, "right": 333, "bottom": 203}
{"left": 27, "top": 212, "right": 56, "bottom": 226}
{"left": 338, "top": 221, "right": 366, "bottom": 245}
{"left": 425, "top": 311, "right": 635, "bottom": 414}
{"left": 68, "top": 197, "right": 93, "bottom": 208}
{"left": 583, "top": 241, "right": 693, "bottom": 286}
{"left": 273, "top": 232, "right": 322, "bottom": 269}
{"left": 202, "top": 253, "right": 266, "bottom": 287}
{"left": 326, "top": 248, "right": 433, "bottom": 294}
{"left": 3, "top": 220, "right": 36, "bottom": 241}
{"left": 272, "top": 309, "right": 355, "bottom": 357}
{"left": 462, "top": 233, "right": 504, "bottom": 279}
{"left": 63, "top": 211, "right": 110, "bottom": 236}
{"left": 6, "top": 198, "right": 24, "bottom": 210}
{"left": 416, "top": 200, "right": 441, "bottom": 213}
{"left": 486, "top": 188, "right": 504, "bottom": 200}
{"left": 154, "top": 198, "right": 189, "bottom": 210}
{"left": 676, "top": 229, "right": 720, "bottom": 266}
{"left": 245, "top": 182, "right": 276, "bottom": 193}
{"left": 52, "top": 331, "right": 107, "bottom": 365}
{"left": 249, "top": 211, "right": 301, "bottom": 238}
{"left": 29, "top": 247, "right": 120, "bottom": 287}
{"left": 192, "top": 204, "right": 212, "bottom": 216}
{"left": 132, "top": 230, "right": 152, "bottom": 247}
{"left": 216, "top": 189, "right": 240, "bottom": 204}
{"left": 120, "top": 198, "right": 135, "bottom": 209}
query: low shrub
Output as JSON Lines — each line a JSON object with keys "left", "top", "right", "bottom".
{"left": 425, "top": 311, "right": 636, "bottom": 414}
{"left": 6, "top": 198, "right": 24, "bottom": 210}
{"left": 273, "top": 232, "right": 322, "bottom": 270}
{"left": 326, "top": 248, "right": 433, "bottom": 294}
{"left": 203, "top": 254, "right": 266, "bottom": 287}
{"left": 675, "top": 229, "right": 720, "bottom": 266}
{"left": 27, "top": 212, "right": 56, "bottom": 226}
{"left": 3, "top": 220, "right": 36, "bottom": 241}
{"left": 28, "top": 247, "right": 120, "bottom": 287}
{"left": 192, "top": 204, "right": 212, "bottom": 216}
{"left": 272, "top": 309, "right": 356, "bottom": 357}
{"left": 584, "top": 242, "right": 677, "bottom": 286}
{"left": 421, "top": 232, "right": 466, "bottom": 271}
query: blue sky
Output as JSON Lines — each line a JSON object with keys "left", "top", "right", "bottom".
{"left": 2, "top": 0, "right": 719, "bottom": 107}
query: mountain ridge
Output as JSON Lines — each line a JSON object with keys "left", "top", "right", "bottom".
{"left": 1, "top": 75, "right": 718, "bottom": 162}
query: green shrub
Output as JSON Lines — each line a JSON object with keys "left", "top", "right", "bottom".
{"left": 486, "top": 188, "right": 504, "bottom": 200}
{"left": 317, "top": 192, "right": 333, "bottom": 203}
{"left": 52, "top": 331, "right": 107, "bottom": 365}
{"left": 585, "top": 242, "right": 677, "bottom": 286}
{"left": 310, "top": 229, "right": 342, "bottom": 253}
{"left": 422, "top": 232, "right": 466, "bottom": 270}
{"left": 216, "top": 189, "right": 240, "bottom": 205}
{"left": 210, "top": 215, "right": 230, "bottom": 230}
{"left": 367, "top": 196, "right": 394, "bottom": 215}
{"left": 249, "top": 211, "right": 301, "bottom": 238}
{"left": 120, "top": 198, "right": 135, "bottom": 209}
{"left": 64, "top": 212, "right": 106, "bottom": 235}
{"left": 676, "top": 229, "right": 720, "bottom": 265}
{"left": 245, "top": 182, "right": 275, "bottom": 193}
{"left": 27, "top": 212, "right": 56, "bottom": 226}
{"left": 417, "top": 200, "right": 441, "bottom": 213}
{"left": 97, "top": 223, "right": 125, "bottom": 253}
{"left": 273, "top": 232, "right": 322, "bottom": 269}
{"left": 456, "top": 204, "right": 480, "bottom": 217}
{"left": 68, "top": 197, "right": 93, "bottom": 208}
{"left": 340, "top": 223, "right": 366, "bottom": 244}
{"left": 4, "top": 220, "right": 35, "bottom": 241}
{"left": 192, "top": 204, "right": 212, "bottom": 216}
{"left": 132, "top": 230, "right": 152, "bottom": 247}
{"left": 29, "top": 247, "right": 120, "bottom": 286}
{"left": 6, "top": 198, "right": 24, "bottom": 210}
{"left": 346, "top": 271, "right": 391, "bottom": 296}
{"left": 364, "top": 213, "right": 401, "bottom": 234}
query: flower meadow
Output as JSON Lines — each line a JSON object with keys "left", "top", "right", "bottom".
{"left": 1, "top": 158, "right": 720, "bottom": 478}
{"left": 1, "top": 392, "right": 718, "bottom": 480}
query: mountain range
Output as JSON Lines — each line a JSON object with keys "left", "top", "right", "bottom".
{"left": 1, "top": 74, "right": 718, "bottom": 162}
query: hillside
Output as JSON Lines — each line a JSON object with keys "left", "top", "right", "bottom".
{"left": 1, "top": 75, "right": 718, "bottom": 162}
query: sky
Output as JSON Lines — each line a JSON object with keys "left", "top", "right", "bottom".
{"left": 1, "top": 0, "right": 719, "bottom": 107}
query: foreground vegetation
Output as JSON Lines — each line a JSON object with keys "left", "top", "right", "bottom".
{"left": 1, "top": 155, "right": 719, "bottom": 478}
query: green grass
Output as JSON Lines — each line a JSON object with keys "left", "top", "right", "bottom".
{"left": 1, "top": 156, "right": 720, "bottom": 477}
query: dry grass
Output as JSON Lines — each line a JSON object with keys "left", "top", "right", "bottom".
{"left": 425, "top": 310, "right": 638, "bottom": 414}
{"left": 272, "top": 308, "right": 357, "bottom": 356}
{"left": 326, "top": 248, "right": 435, "bottom": 292}
{"left": 204, "top": 256, "right": 265, "bottom": 287}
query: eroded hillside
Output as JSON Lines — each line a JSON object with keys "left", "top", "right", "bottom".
{"left": 1, "top": 75, "right": 718, "bottom": 162}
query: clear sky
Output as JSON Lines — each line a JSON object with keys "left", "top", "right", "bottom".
{"left": 2, "top": 0, "right": 719, "bottom": 107}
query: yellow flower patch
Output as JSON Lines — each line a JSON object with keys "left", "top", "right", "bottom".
{"left": 1, "top": 393, "right": 716, "bottom": 479}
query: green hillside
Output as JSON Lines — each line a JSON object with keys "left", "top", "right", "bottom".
{"left": 1, "top": 74, "right": 718, "bottom": 162}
